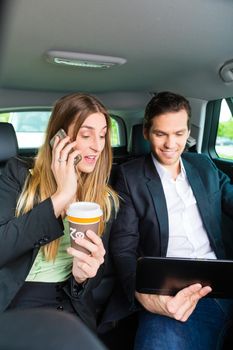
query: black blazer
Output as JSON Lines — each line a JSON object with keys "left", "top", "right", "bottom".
{"left": 0, "top": 157, "right": 116, "bottom": 331}
{"left": 110, "top": 152, "right": 233, "bottom": 312}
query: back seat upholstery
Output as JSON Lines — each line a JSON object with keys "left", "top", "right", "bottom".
{"left": 0, "top": 122, "right": 18, "bottom": 175}
{"left": 110, "top": 123, "right": 150, "bottom": 187}
{"left": 129, "top": 123, "right": 150, "bottom": 157}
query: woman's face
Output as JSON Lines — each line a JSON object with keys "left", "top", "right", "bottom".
{"left": 68, "top": 112, "right": 107, "bottom": 173}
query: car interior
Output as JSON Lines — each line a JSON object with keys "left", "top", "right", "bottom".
{"left": 0, "top": 0, "right": 233, "bottom": 349}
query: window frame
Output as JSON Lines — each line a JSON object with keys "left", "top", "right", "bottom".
{"left": 202, "top": 99, "right": 233, "bottom": 179}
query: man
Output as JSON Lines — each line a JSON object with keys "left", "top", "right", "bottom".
{"left": 110, "top": 91, "right": 233, "bottom": 349}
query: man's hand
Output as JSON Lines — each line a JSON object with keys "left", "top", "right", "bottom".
{"left": 135, "top": 283, "right": 212, "bottom": 322}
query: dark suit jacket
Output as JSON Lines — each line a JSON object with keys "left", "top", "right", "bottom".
{"left": 0, "top": 157, "right": 116, "bottom": 331}
{"left": 110, "top": 152, "right": 233, "bottom": 316}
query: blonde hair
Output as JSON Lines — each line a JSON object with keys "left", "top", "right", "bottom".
{"left": 16, "top": 93, "right": 119, "bottom": 260}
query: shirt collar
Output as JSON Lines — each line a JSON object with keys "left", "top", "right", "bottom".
{"left": 151, "top": 153, "right": 186, "bottom": 181}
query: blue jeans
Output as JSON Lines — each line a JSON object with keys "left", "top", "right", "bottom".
{"left": 134, "top": 298, "right": 233, "bottom": 350}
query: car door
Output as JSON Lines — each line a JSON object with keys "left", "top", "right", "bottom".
{"left": 202, "top": 98, "right": 233, "bottom": 258}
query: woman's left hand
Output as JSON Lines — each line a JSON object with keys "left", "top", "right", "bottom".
{"left": 67, "top": 230, "right": 106, "bottom": 284}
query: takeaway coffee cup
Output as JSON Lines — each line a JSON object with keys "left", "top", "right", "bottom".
{"left": 66, "top": 202, "right": 103, "bottom": 254}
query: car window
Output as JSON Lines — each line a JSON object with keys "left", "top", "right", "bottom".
{"left": 0, "top": 110, "right": 125, "bottom": 150}
{"left": 215, "top": 100, "right": 233, "bottom": 160}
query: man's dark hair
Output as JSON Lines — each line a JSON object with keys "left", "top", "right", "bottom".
{"left": 143, "top": 91, "right": 191, "bottom": 130}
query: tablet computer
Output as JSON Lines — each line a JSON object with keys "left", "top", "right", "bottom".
{"left": 136, "top": 256, "right": 233, "bottom": 298}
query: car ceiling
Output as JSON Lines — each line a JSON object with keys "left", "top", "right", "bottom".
{"left": 1, "top": 0, "right": 233, "bottom": 109}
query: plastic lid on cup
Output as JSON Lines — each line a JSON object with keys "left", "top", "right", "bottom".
{"left": 66, "top": 201, "right": 103, "bottom": 219}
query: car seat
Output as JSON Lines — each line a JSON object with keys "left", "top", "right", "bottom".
{"left": 0, "top": 308, "right": 107, "bottom": 350}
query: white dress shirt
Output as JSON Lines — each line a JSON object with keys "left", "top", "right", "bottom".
{"left": 152, "top": 155, "right": 216, "bottom": 259}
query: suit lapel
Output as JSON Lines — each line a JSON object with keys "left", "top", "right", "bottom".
{"left": 144, "top": 155, "right": 169, "bottom": 256}
{"left": 182, "top": 157, "right": 211, "bottom": 232}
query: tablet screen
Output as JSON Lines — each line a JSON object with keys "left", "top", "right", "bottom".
{"left": 136, "top": 257, "right": 233, "bottom": 298}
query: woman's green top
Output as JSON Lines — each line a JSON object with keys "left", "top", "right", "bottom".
{"left": 26, "top": 219, "right": 73, "bottom": 282}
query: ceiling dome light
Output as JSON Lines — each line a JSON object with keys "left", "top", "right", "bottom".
{"left": 219, "top": 59, "right": 233, "bottom": 82}
{"left": 45, "top": 50, "right": 127, "bottom": 69}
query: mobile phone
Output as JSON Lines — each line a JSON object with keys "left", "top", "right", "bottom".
{"left": 50, "top": 128, "right": 67, "bottom": 148}
{"left": 50, "top": 128, "right": 82, "bottom": 165}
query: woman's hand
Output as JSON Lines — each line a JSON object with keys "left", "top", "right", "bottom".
{"left": 50, "top": 135, "right": 81, "bottom": 217}
{"left": 67, "top": 230, "right": 106, "bottom": 284}
{"left": 135, "top": 283, "right": 212, "bottom": 322}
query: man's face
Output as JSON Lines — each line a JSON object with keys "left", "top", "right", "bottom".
{"left": 144, "top": 109, "right": 190, "bottom": 171}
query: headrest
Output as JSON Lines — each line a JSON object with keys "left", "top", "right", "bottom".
{"left": 0, "top": 122, "right": 18, "bottom": 162}
{"left": 130, "top": 124, "right": 150, "bottom": 156}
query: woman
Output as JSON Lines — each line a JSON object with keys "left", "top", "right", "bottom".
{"left": 0, "top": 93, "right": 119, "bottom": 330}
